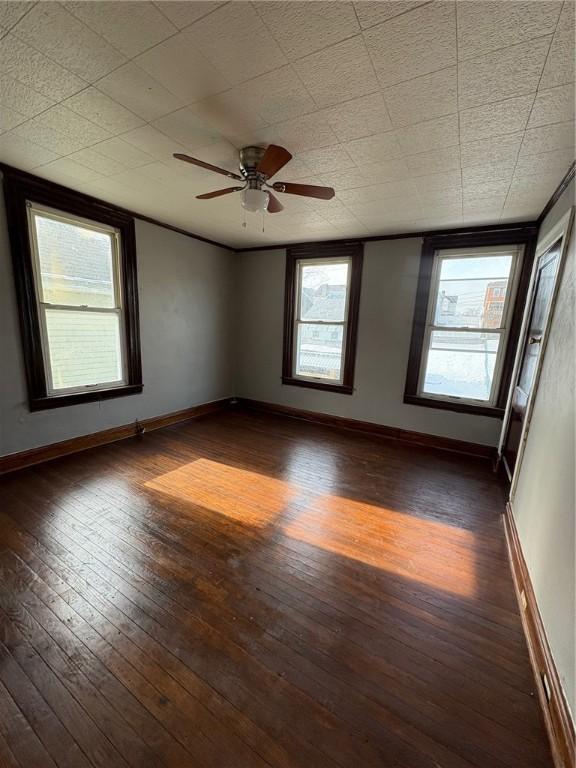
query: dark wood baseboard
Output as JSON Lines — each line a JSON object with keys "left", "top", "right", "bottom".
{"left": 237, "top": 398, "right": 495, "bottom": 459}
{"left": 0, "top": 398, "right": 232, "bottom": 475}
{"left": 504, "top": 502, "right": 575, "bottom": 768}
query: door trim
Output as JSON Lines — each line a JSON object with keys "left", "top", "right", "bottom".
{"left": 497, "top": 207, "right": 574, "bottom": 496}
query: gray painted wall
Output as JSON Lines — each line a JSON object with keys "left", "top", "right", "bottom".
{"left": 0, "top": 185, "right": 235, "bottom": 457}
{"left": 511, "top": 179, "right": 575, "bottom": 718}
{"left": 235, "top": 238, "right": 502, "bottom": 446}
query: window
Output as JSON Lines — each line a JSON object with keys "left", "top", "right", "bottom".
{"left": 29, "top": 205, "right": 127, "bottom": 395}
{"left": 282, "top": 242, "right": 363, "bottom": 394}
{"left": 4, "top": 166, "right": 142, "bottom": 410}
{"left": 405, "top": 230, "right": 537, "bottom": 417}
{"left": 419, "top": 247, "right": 521, "bottom": 405}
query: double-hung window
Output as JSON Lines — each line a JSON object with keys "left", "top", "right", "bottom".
{"left": 28, "top": 205, "right": 126, "bottom": 395}
{"left": 419, "top": 246, "right": 521, "bottom": 406}
{"left": 404, "top": 233, "right": 534, "bottom": 416}
{"left": 282, "top": 243, "right": 363, "bottom": 394}
{"left": 4, "top": 166, "right": 142, "bottom": 410}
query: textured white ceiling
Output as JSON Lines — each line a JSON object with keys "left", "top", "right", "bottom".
{"left": 0, "top": 0, "right": 574, "bottom": 248}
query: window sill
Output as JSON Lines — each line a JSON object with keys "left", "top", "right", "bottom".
{"left": 282, "top": 376, "right": 353, "bottom": 395}
{"left": 29, "top": 383, "right": 143, "bottom": 411}
{"left": 403, "top": 393, "right": 504, "bottom": 418}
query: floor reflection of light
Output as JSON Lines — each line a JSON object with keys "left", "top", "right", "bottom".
{"left": 145, "top": 458, "right": 477, "bottom": 598}
{"left": 144, "top": 458, "right": 297, "bottom": 528}
{"left": 283, "top": 495, "right": 478, "bottom": 598}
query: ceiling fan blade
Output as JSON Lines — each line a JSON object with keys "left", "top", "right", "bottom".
{"left": 272, "top": 182, "right": 335, "bottom": 200}
{"left": 196, "top": 186, "right": 244, "bottom": 199}
{"left": 266, "top": 192, "right": 284, "bottom": 213}
{"left": 174, "top": 153, "right": 243, "bottom": 181}
{"left": 256, "top": 145, "right": 292, "bottom": 178}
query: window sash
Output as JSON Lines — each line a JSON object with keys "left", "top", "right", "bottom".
{"left": 292, "top": 257, "right": 352, "bottom": 386}
{"left": 27, "top": 203, "right": 128, "bottom": 396}
{"left": 417, "top": 247, "right": 522, "bottom": 407}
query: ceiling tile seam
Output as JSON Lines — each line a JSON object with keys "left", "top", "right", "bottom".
{"left": 5, "top": 118, "right": 128, "bottom": 168}
{"left": 463, "top": 126, "right": 575, "bottom": 161}
{"left": 203, "top": 8, "right": 564, "bottom": 116}
{"left": 72, "top": 85, "right": 150, "bottom": 132}
{"left": 248, "top": 3, "right": 359, "bottom": 116}
{"left": 457, "top": 29, "right": 560, "bottom": 69}
{"left": 500, "top": 18, "right": 560, "bottom": 215}
{"left": 60, "top": 133, "right": 158, "bottom": 170}
{"left": 2, "top": 34, "right": 91, "bottom": 101}
{"left": 62, "top": 1, "right": 180, "bottom": 59}
{"left": 134, "top": 103, "right": 226, "bottom": 149}
{"left": 8, "top": 4, "right": 568, "bottom": 132}
{"left": 380, "top": 62, "right": 456, "bottom": 96}
{"left": 354, "top": 31, "right": 566, "bottom": 117}
{"left": 7, "top": 3, "right": 238, "bottom": 131}
{"left": 249, "top": 1, "right": 308, "bottom": 63}
{"left": 251, "top": 1, "right": 374, "bottom": 70}
{"left": 34, "top": 18, "right": 553, "bottom": 154}
{"left": 1, "top": 1, "right": 38, "bottom": 34}
{"left": 350, "top": 1, "right": 395, "bottom": 131}
{"left": 455, "top": 0, "right": 465, "bottom": 221}
{"left": 357, "top": 0, "right": 433, "bottom": 32}
{"left": 5, "top": 5, "right": 568, "bottom": 240}
{"left": 3, "top": 80, "right": 148, "bottom": 151}
{"left": 9, "top": 3, "right": 131, "bottom": 79}
{"left": 0, "top": 68, "right": 81, "bottom": 116}
{"left": 152, "top": 0, "right": 231, "bottom": 31}
{"left": 456, "top": 4, "right": 565, "bottom": 65}
{"left": 61, "top": 0, "right": 240, "bottom": 89}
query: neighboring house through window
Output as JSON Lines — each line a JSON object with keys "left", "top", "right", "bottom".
{"left": 405, "top": 228, "right": 537, "bottom": 417}
{"left": 282, "top": 242, "right": 363, "bottom": 394}
{"left": 3, "top": 166, "right": 142, "bottom": 410}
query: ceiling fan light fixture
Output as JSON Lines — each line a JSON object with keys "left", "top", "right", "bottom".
{"left": 242, "top": 187, "right": 269, "bottom": 213}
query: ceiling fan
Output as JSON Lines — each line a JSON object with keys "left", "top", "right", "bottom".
{"left": 173, "top": 145, "right": 335, "bottom": 214}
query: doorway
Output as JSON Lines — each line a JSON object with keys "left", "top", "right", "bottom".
{"left": 499, "top": 208, "right": 574, "bottom": 483}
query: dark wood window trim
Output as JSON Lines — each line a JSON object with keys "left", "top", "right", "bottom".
{"left": 2, "top": 166, "right": 143, "bottom": 411}
{"left": 404, "top": 228, "right": 537, "bottom": 418}
{"left": 282, "top": 241, "right": 363, "bottom": 395}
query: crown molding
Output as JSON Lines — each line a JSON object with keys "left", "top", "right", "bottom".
{"left": 538, "top": 161, "right": 576, "bottom": 226}
{"left": 233, "top": 221, "right": 539, "bottom": 253}
{"left": 0, "top": 163, "right": 236, "bottom": 252}
{"left": 4, "top": 160, "right": 573, "bottom": 254}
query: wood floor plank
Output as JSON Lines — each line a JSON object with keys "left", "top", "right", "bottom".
{"left": 0, "top": 409, "right": 554, "bottom": 768}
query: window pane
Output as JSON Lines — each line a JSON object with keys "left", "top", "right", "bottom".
{"left": 423, "top": 330, "right": 501, "bottom": 402}
{"left": 299, "top": 261, "right": 349, "bottom": 321}
{"left": 34, "top": 214, "right": 116, "bottom": 308}
{"left": 434, "top": 255, "right": 513, "bottom": 329}
{"left": 45, "top": 309, "right": 123, "bottom": 390}
{"left": 296, "top": 323, "right": 343, "bottom": 381}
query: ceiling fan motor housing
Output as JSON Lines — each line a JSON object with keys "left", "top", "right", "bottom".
{"left": 240, "top": 146, "right": 267, "bottom": 189}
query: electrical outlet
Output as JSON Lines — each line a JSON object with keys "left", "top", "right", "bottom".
{"left": 541, "top": 672, "right": 552, "bottom": 702}
{"left": 520, "top": 590, "right": 527, "bottom": 610}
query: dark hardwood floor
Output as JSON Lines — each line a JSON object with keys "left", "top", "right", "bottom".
{"left": 0, "top": 408, "right": 552, "bottom": 768}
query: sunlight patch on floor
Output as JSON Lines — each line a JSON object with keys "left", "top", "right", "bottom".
{"left": 283, "top": 494, "right": 478, "bottom": 598}
{"left": 144, "top": 457, "right": 298, "bottom": 528}
{"left": 145, "top": 458, "right": 477, "bottom": 597}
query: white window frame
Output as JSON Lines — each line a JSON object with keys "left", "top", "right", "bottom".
{"left": 26, "top": 202, "right": 127, "bottom": 396}
{"left": 292, "top": 256, "right": 352, "bottom": 386}
{"left": 417, "top": 245, "right": 523, "bottom": 408}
